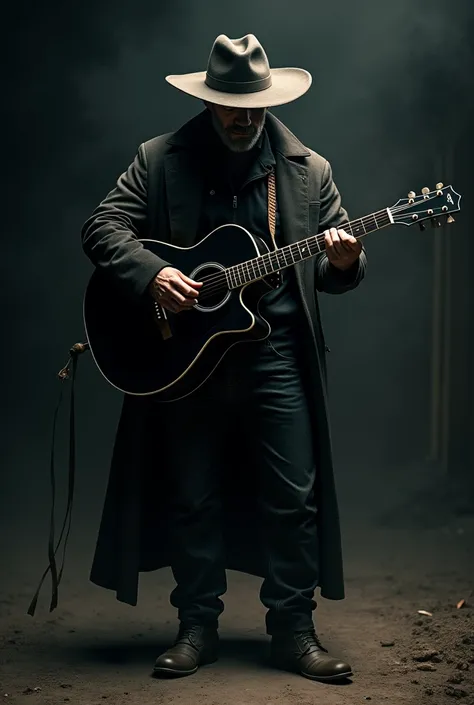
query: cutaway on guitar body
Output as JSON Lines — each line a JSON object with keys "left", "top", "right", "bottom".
{"left": 84, "top": 184, "right": 461, "bottom": 400}
{"left": 84, "top": 225, "right": 273, "bottom": 400}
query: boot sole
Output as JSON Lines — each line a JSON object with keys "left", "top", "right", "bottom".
{"left": 152, "top": 664, "right": 199, "bottom": 678}
{"left": 302, "top": 668, "right": 353, "bottom": 682}
{"left": 153, "top": 653, "right": 218, "bottom": 678}
{"left": 272, "top": 658, "right": 353, "bottom": 682}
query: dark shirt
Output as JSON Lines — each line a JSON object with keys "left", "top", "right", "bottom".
{"left": 197, "top": 122, "right": 305, "bottom": 351}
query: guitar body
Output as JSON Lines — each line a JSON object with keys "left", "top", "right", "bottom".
{"left": 84, "top": 225, "right": 274, "bottom": 401}
{"left": 83, "top": 184, "right": 462, "bottom": 401}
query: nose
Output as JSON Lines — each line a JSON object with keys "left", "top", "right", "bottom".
{"left": 235, "top": 109, "right": 252, "bottom": 126}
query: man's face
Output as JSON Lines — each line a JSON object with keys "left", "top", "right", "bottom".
{"left": 206, "top": 102, "right": 267, "bottom": 153}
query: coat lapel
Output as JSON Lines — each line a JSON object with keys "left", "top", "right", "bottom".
{"left": 275, "top": 153, "right": 309, "bottom": 247}
{"left": 276, "top": 153, "right": 312, "bottom": 298}
{"left": 164, "top": 151, "right": 203, "bottom": 247}
{"left": 266, "top": 113, "right": 314, "bottom": 298}
{"left": 163, "top": 110, "right": 312, "bottom": 250}
{"left": 265, "top": 112, "right": 311, "bottom": 248}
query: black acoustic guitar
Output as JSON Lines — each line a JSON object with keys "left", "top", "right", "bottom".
{"left": 84, "top": 184, "right": 461, "bottom": 401}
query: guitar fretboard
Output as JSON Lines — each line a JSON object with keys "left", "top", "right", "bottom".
{"left": 225, "top": 208, "right": 392, "bottom": 289}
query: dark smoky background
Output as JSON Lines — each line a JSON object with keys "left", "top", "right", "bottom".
{"left": 2, "top": 0, "right": 473, "bottom": 564}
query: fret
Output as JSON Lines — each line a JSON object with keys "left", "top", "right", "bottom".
{"left": 299, "top": 241, "right": 310, "bottom": 258}
{"left": 380, "top": 210, "right": 390, "bottom": 228}
{"left": 251, "top": 260, "right": 258, "bottom": 280}
{"left": 245, "top": 259, "right": 251, "bottom": 283}
{"left": 225, "top": 207, "right": 393, "bottom": 289}
{"left": 351, "top": 219, "right": 365, "bottom": 237}
{"left": 236, "top": 265, "right": 243, "bottom": 287}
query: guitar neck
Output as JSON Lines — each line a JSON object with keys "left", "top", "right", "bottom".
{"left": 226, "top": 208, "right": 393, "bottom": 288}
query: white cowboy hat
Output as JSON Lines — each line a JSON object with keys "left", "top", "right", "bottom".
{"left": 166, "top": 34, "right": 312, "bottom": 109}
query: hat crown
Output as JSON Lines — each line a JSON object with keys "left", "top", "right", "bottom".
{"left": 205, "top": 34, "right": 272, "bottom": 95}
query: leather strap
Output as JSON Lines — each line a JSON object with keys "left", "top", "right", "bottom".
{"left": 27, "top": 342, "right": 89, "bottom": 616}
{"left": 267, "top": 170, "right": 277, "bottom": 250}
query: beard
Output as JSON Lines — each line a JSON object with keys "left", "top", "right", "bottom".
{"left": 210, "top": 108, "right": 266, "bottom": 153}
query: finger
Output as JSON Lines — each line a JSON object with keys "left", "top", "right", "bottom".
{"left": 161, "top": 298, "right": 180, "bottom": 314}
{"left": 180, "top": 298, "right": 198, "bottom": 309}
{"left": 173, "top": 299, "right": 196, "bottom": 313}
{"left": 169, "top": 288, "right": 199, "bottom": 310}
{"left": 167, "top": 287, "right": 193, "bottom": 306}
{"left": 173, "top": 276, "right": 201, "bottom": 298}
{"left": 338, "top": 230, "right": 359, "bottom": 250}
{"left": 178, "top": 272, "right": 203, "bottom": 289}
{"left": 329, "top": 227, "right": 344, "bottom": 257}
{"left": 324, "top": 231, "right": 335, "bottom": 257}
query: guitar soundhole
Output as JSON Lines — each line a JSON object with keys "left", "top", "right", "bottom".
{"left": 191, "top": 262, "right": 231, "bottom": 313}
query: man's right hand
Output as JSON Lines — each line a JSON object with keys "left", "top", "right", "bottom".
{"left": 148, "top": 267, "right": 203, "bottom": 313}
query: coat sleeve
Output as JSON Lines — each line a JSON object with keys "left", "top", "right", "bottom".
{"left": 81, "top": 143, "right": 171, "bottom": 300}
{"left": 314, "top": 159, "right": 367, "bottom": 295}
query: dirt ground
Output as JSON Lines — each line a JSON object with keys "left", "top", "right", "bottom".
{"left": 1, "top": 471, "right": 473, "bottom": 705}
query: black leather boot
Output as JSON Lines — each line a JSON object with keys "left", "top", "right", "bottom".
{"left": 153, "top": 624, "right": 219, "bottom": 677}
{"left": 270, "top": 628, "right": 352, "bottom": 682}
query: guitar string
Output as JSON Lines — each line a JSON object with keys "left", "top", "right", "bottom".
{"left": 195, "top": 216, "right": 380, "bottom": 298}
{"left": 163, "top": 193, "right": 453, "bottom": 303}
{"left": 195, "top": 216, "right": 447, "bottom": 302}
{"left": 197, "top": 234, "right": 367, "bottom": 302}
{"left": 194, "top": 193, "right": 451, "bottom": 295}
{"left": 196, "top": 214, "right": 448, "bottom": 302}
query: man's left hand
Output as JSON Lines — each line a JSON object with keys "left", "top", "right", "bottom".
{"left": 324, "top": 227, "right": 362, "bottom": 271}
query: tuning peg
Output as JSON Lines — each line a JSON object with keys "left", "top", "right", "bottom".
{"left": 436, "top": 182, "right": 444, "bottom": 190}
{"left": 408, "top": 191, "right": 416, "bottom": 199}
{"left": 418, "top": 222, "right": 426, "bottom": 232}
{"left": 422, "top": 187, "right": 430, "bottom": 195}
{"left": 431, "top": 218, "right": 442, "bottom": 228}
{"left": 447, "top": 215, "right": 455, "bottom": 224}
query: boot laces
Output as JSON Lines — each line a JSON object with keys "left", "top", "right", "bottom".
{"left": 296, "top": 629, "right": 328, "bottom": 655}
{"left": 175, "top": 623, "right": 202, "bottom": 646}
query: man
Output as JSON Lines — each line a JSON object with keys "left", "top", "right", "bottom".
{"left": 81, "top": 34, "right": 366, "bottom": 682}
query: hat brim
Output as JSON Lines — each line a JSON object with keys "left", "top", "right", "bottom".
{"left": 165, "top": 68, "right": 312, "bottom": 108}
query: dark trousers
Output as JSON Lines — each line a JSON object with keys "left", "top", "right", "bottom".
{"left": 159, "top": 336, "right": 319, "bottom": 635}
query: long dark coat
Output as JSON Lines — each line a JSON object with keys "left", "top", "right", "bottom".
{"left": 81, "top": 109, "right": 366, "bottom": 607}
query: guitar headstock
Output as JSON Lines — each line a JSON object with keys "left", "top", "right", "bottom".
{"left": 389, "top": 183, "right": 461, "bottom": 230}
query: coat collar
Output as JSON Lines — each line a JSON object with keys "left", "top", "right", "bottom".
{"left": 166, "top": 109, "right": 311, "bottom": 158}
{"left": 163, "top": 109, "right": 311, "bottom": 249}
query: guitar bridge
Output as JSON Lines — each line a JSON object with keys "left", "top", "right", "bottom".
{"left": 153, "top": 302, "right": 173, "bottom": 340}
